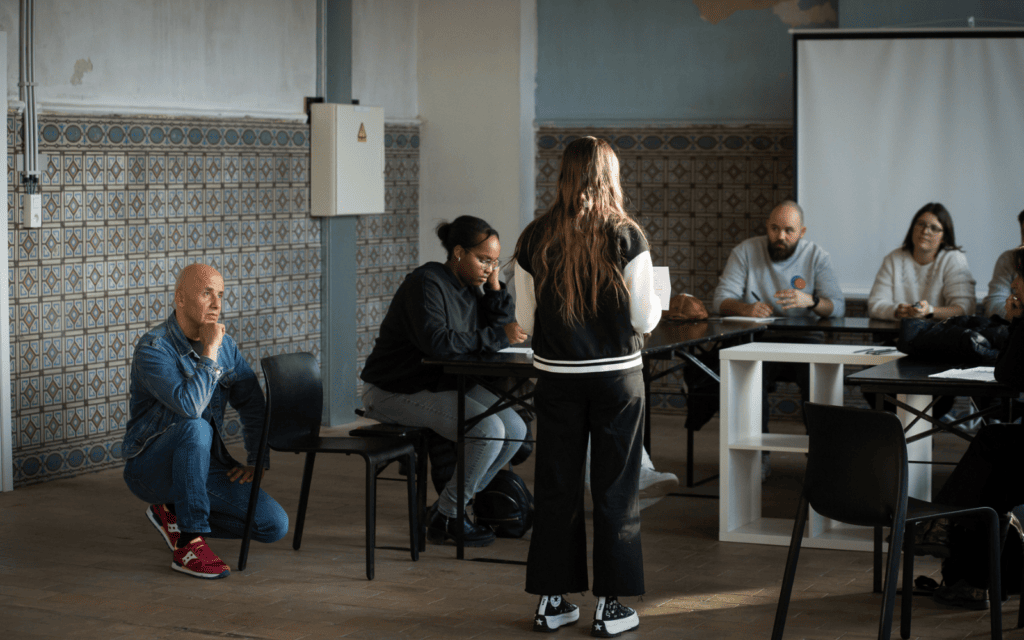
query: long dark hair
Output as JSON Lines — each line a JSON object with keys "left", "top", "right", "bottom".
{"left": 901, "top": 202, "right": 962, "bottom": 253}
{"left": 1012, "top": 245, "right": 1024, "bottom": 279}
{"left": 435, "top": 216, "right": 499, "bottom": 260}
{"left": 513, "top": 136, "right": 642, "bottom": 326}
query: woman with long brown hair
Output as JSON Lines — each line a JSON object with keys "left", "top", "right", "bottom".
{"left": 513, "top": 136, "right": 660, "bottom": 636}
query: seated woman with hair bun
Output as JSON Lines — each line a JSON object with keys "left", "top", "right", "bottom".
{"left": 360, "top": 215, "right": 528, "bottom": 548}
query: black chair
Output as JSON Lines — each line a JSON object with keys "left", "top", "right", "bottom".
{"left": 772, "top": 402, "right": 1002, "bottom": 640}
{"left": 237, "top": 352, "right": 419, "bottom": 580}
{"left": 350, "top": 414, "right": 431, "bottom": 553}
{"left": 1010, "top": 504, "right": 1024, "bottom": 629}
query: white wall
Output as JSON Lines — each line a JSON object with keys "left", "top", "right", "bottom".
{"left": 417, "top": 0, "right": 524, "bottom": 265}
{"left": 352, "top": 0, "right": 418, "bottom": 122}
{"left": 0, "top": 0, "right": 316, "bottom": 119}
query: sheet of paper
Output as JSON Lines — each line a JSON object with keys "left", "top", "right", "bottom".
{"left": 498, "top": 347, "right": 534, "bottom": 355}
{"left": 722, "top": 316, "right": 777, "bottom": 323}
{"left": 928, "top": 366, "right": 996, "bottom": 382}
{"left": 652, "top": 266, "right": 671, "bottom": 310}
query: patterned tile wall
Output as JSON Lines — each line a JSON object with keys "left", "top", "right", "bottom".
{"left": 355, "top": 126, "right": 420, "bottom": 401}
{"left": 7, "top": 114, "right": 321, "bottom": 486}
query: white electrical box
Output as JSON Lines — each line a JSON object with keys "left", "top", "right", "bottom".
{"left": 310, "top": 103, "right": 385, "bottom": 217}
{"left": 22, "top": 193, "right": 41, "bottom": 228}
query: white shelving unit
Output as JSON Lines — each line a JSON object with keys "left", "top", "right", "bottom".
{"left": 719, "top": 343, "right": 913, "bottom": 551}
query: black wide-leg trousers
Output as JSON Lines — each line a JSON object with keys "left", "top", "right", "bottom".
{"left": 525, "top": 369, "right": 645, "bottom": 597}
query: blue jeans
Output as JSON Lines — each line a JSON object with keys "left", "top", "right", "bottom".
{"left": 123, "top": 418, "right": 288, "bottom": 543}
{"left": 361, "top": 383, "right": 527, "bottom": 519}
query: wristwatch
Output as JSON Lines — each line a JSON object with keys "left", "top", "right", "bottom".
{"left": 810, "top": 294, "right": 821, "bottom": 310}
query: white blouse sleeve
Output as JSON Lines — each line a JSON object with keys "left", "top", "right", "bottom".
{"left": 623, "top": 250, "right": 662, "bottom": 333}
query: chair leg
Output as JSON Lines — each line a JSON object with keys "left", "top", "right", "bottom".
{"left": 293, "top": 452, "right": 317, "bottom": 551}
{"left": 405, "top": 450, "right": 419, "bottom": 562}
{"left": 686, "top": 428, "right": 695, "bottom": 488}
{"left": 1019, "top": 552, "right": 1024, "bottom": 630}
{"left": 874, "top": 525, "right": 883, "bottom": 594}
{"left": 1015, "top": 557, "right": 1024, "bottom": 630}
{"left": 415, "top": 438, "right": 428, "bottom": 553}
{"left": 365, "top": 455, "right": 377, "bottom": 581}
{"left": 984, "top": 509, "right": 1003, "bottom": 639}
{"left": 237, "top": 454, "right": 269, "bottom": 572}
{"left": 879, "top": 517, "right": 906, "bottom": 640}
{"left": 901, "top": 522, "right": 915, "bottom": 639}
{"left": 772, "top": 496, "right": 810, "bottom": 640}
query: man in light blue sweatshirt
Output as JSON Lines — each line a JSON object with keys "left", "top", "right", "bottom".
{"left": 713, "top": 200, "right": 844, "bottom": 319}
{"left": 713, "top": 200, "right": 844, "bottom": 480}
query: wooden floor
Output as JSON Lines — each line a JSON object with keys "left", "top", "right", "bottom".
{"left": 0, "top": 414, "right": 1015, "bottom": 639}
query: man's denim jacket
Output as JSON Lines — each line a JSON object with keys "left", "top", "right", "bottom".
{"left": 122, "top": 312, "right": 267, "bottom": 467}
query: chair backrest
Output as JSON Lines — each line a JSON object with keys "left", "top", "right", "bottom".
{"left": 260, "top": 352, "right": 323, "bottom": 450}
{"left": 801, "top": 402, "right": 909, "bottom": 527}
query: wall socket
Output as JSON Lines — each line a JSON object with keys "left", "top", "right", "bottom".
{"left": 22, "top": 194, "right": 41, "bottom": 228}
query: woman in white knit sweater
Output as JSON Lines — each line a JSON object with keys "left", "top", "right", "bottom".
{"left": 868, "top": 203, "right": 976, "bottom": 320}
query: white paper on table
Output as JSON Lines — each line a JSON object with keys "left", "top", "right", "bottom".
{"left": 499, "top": 347, "right": 534, "bottom": 355}
{"left": 928, "top": 366, "right": 996, "bottom": 382}
{"left": 721, "top": 316, "right": 777, "bottom": 323}
{"left": 652, "top": 266, "right": 671, "bottom": 310}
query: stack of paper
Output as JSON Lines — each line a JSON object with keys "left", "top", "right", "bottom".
{"left": 928, "top": 367, "right": 996, "bottom": 382}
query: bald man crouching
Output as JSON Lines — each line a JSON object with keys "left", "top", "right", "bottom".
{"left": 122, "top": 263, "right": 288, "bottom": 579}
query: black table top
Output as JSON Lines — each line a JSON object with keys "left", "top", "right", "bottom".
{"left": 423, "top": 319, "right": 767, "bottom": 373}
{"left": 765, "top": 316, "right": 901, "bottom": 336}
{"left": 424, "top": 317, "right": 901, "bottom": 374}
{"left": 847, "top": 358, "right": 1017, "bottom": 397}
{"left": 642, "top": 318, "right": 767, "bottom": 357}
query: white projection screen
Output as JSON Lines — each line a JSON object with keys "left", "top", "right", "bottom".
{"left": 795, "top": 30, "right": 1024, "bottom": 297}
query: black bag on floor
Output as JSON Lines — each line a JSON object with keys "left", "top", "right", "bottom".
{"left": 473, "top": 469, "right": 534, "bottom": 538}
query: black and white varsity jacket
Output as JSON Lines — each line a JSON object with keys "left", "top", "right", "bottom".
{"left": 514, "top": 222, "right": 661, "bottom": 376}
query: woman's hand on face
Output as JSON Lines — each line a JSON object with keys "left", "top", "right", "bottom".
{"left": 486, "top": 265, "right": 501, "bottom": 291}
{"left": 504, "top": 321, "right": 528, "bottom": 345}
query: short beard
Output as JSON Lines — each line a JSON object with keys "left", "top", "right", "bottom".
{"left": 768, "top": 240, "right": 797, "bottom": 262}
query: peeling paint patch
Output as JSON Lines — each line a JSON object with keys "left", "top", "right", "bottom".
{"left": 694, "top": 0, "right": 837, "bottom": 27}
{"left": 773, "top": 0, "right": 837, "bottom": 27}
{"left": 694, "top": 0, "right": 777, "bottom": 25}
{"left": 70, "top": 58, "right": 93, "bottom": 85}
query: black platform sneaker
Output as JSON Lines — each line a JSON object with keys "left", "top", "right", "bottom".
{"left": 533, "top": 595, "right": 579, "bottom": 632}
{"left": 591, "top": 596, "right": 638, "bottom": 637}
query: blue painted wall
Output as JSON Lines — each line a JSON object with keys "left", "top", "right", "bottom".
{"left": 536, "top": 0, "right": 836, "bottom": 125}
{"left": 840, "top": 0, "right": 1024, "bottom": 28}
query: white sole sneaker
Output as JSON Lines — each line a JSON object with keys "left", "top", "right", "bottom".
{"left": 592, "top": 598, "right": 639, "bottom": 638}
{"left": 638, "top": 469, "right": 678, "bottom": 499}
{"left": 534, "top": 595, "right": 579, "bottom": 632}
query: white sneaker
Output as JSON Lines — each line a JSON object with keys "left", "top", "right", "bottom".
{"left": 592, "top": 596, "right": 639, "bottom": 637}
{"left": 638, "top": 467, "right": 678, "bottom": 509}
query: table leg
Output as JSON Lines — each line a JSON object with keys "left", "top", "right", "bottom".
{"left": 807, "top": 363, "right": 843, "bottom": 538}
{"left": 897, "top": 393, "right": 932, "bottom": 500}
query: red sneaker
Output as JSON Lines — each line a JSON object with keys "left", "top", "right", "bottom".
{"left": 146, "top": 504, "right": 180, "bottom": 551}
{"left": 172, "top": 536, "right": 231, "bottom": 579}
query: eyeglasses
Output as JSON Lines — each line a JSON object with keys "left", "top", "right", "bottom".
{"left": 915, "top": 221, "right": 944, "bottom": 235}
{"left": 469, "top": 252, "right": 501, "bottom": 272}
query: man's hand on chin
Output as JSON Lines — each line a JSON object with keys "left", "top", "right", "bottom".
{"left": 199, "top": 322, "right": 226, "bottom": 359}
